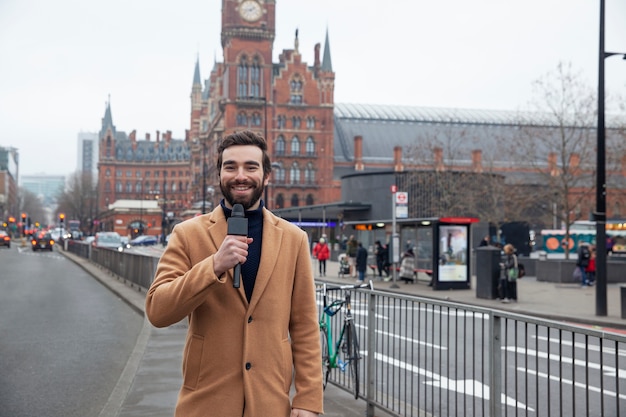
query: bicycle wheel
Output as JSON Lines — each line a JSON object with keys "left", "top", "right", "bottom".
{"left": 320, "top": 326, "right": 331, "bottom": 389}
{"left": 345, "top": 321, "right": 360, "bottom": 399}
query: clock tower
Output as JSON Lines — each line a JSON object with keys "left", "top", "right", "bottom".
{"left": 190, "top": 0, "right": 336, "bottom": 211}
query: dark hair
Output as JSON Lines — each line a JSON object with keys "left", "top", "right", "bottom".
{"left": 217, "top": 130, "right": 272, "bottom": 179}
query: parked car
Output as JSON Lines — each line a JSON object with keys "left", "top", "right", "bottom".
{"left": 0, "top": 230, "right": 11, "bottom": 248}
{"left": 93, "top": 232, "right": 124, "bottom": 251}
{"left": 31, "top": 232, "right": 55, "bottom": 251}
{"left": 129, "top": 235, "right": 158, "bottom": 246}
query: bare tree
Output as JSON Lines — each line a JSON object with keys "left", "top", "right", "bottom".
{"left": 55, "top": 171, "right": 98, "bottom": 235}
{"left": 18, "top": 188, "right": 47, "bottom": 227}
{"left": 513, "top": 62, "right": 597, "bottom": 258}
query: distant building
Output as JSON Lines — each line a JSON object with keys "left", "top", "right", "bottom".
{"left": 0, "top": 146, "right": 19, "bottom": 221}
{"left": 77, "top": 132, "right": 98, "bottom": 180}
{"left": 20, "top": 174, "right": 65, "bottom": 207}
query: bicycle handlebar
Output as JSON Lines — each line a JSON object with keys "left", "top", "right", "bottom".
{"left": 316, "top": 279, "right": 374, "bottom": 293}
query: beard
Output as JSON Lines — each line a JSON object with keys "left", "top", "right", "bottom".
{"left": 220, "top": 179, "right": 265, "bottom": 210}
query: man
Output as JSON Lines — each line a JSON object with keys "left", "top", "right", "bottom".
{"left": 576, "top": 241, "right": 591, "bottom": 287}
{"left": 145, "top": 131, "right": 323, "bottom": 417}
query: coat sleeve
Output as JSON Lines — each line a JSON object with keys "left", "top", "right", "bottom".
{"left": 289, "top": 232, "right": 324, "bottom": 414}
{"left": 145, "top": 221, "right": 225, "bottom": 328}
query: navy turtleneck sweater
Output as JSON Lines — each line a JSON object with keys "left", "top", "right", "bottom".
{"left": 221, "top": 200, "right": 264, "bottom": 302}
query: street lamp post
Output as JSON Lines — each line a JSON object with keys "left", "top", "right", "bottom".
{"left": 161, "top": 171, "right": 167, "bottom": 246}
{"left": 202, "top": 141, "right": 208, "bottom": 214}
{"left": 595, "top": 0, "right": 626, "bottom": 316}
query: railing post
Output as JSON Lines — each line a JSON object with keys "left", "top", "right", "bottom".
{"left": 490, "top": 313, "right": 502, "bottom": 417}
{"left": 365, "top": 291, "right": 377, "bottom": 417}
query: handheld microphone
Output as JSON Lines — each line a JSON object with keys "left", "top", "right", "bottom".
{"left": 227, "top": 204, "right": 247, "bottom": 288}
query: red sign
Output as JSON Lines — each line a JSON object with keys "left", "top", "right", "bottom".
{"left": 390, "top": 185, "right": 397, "bottom": 193}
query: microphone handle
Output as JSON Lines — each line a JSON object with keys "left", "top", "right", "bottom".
{"left": 233, "top": 263, "right": 241, "bottom": 288}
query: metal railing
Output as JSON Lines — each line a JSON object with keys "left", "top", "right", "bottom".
{"left": 65, "top": 241, "right": 626, "bottom": 416}
{"left": 318, "top": 287, "right": 626, "bottom": 417}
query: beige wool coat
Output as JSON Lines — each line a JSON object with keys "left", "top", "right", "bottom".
{"left": 145, "top": 207, "right": 323, "bottom": 417}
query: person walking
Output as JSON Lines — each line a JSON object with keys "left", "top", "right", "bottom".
{"left": 501, "top": 243, "right": 519, "bottom": 302}
{"left": 145, "top": 130, "right": 323, "bottom": 417}
{"left": 374, "top": 240, "right": 387, "bottom": 279}
{"left": 355, "top": 241, "right": 368, "bottom": 283}
{"left": 585, "top": 245, "right": 596, "bottom": 286}
{"left": 576, "top": 241, "right": 592, "bottom": 287}
{"left": 312, "top": 237, "right": 330, "bottom": 277}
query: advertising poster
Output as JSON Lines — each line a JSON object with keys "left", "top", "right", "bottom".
{"left": 438, "top": 225, "right": 468, "bottom": 282}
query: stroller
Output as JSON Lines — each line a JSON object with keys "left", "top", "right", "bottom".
{"left": 337, "top": 253, "right": 350, "bottom": 277}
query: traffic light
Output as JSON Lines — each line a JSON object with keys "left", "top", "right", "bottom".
{"left": 21, "top": 213, "right": 26, "bottom": 223}
{"left": 59, "top": 213, "right": 65, "bottom": 221}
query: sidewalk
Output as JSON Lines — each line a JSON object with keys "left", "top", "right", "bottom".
{"left": 63, "top": 252, "right": 626, "bottom": 417}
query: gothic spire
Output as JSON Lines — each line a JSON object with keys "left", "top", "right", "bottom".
{"left": 321, "top": 28, "right": 333, "bottom": 72}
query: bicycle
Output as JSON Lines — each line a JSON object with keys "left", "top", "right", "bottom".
{"left": 317, "top": 280, "right": 374, "bottom": 399}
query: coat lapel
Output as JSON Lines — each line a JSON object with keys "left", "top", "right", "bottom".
{"left": 247, "top": 209, "right": 283, "bottom": 313}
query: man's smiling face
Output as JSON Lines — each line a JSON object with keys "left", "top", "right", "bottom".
{"left": 219, "top": 145, "right": 268, "bottom": 210}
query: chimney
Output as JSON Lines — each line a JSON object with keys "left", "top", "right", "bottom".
{"left": 156, "top": 130, "right": 161, "bottom": 142}
{"left": 314, "top": 43, "right": 321, "bottom": 68}
{"left": 434, "top": 147, "right": 444, "bottom": 171}
{"left": 129, "top": 130, "right": 136, "bottom": 141}
{"left": 569, "top": 152, "right": 580, "bottom": 172}
{"left": 548, "top": 152, "right": 558, "bottom": 176}
{"left": 166, "top": 130, "right": 172, "bottom": 142}
{"left": 145, "top": 133, "right": 151, "bottom": 141}
{"left": 354, "top": 136, "right": 364, "bottom": 171}
{"left": 393, "top": 146, "right": 404, "bottom": 172}
{"left": 471, "top": 149, "right": 483, "bottom": 172}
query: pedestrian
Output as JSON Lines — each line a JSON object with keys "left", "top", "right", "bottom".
{"left": 399, "top": 247, "right": 416, "bottom": 284}
{"left": 145, "top": 130, "right": 323, "bottom": 417}
{"left": 479, "top": 235, "right": 490, "bottom": 247}
{"left": 576, "top": 241, "right": 591, "bottom": 286}
{"left": 346, "top": 234, "right": 358, "bottom": 277}
{"left": 585, "top": 245, "right": 596, "bottom": 285}
{"left": 374, "top": 240, "right": 386, "bottom": 278}
{"left": 355, "top": 241, "right": 369, "bottom": 282}
{"left": 312, "top": 237, "right": 330, "bottom": 277}
{"left": 500, "top": 243, "right": 519, "bottom": 302}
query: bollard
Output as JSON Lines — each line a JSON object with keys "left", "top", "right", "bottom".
{"left": 621, "top": 286, "right": 626, "bottom": 319}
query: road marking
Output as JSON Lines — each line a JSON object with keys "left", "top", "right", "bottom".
{"left": 522, "top": 368, "right": 626, "bottom": 400}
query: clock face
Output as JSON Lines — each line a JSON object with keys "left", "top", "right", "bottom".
{"left": 239, "top": 0, "right": 263, "bottom": 22}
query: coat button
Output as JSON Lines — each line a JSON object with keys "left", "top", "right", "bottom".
{"left": 245, "top": 362, "right": 252, "bottom": 370}
{"left": 248, "top": 316, "right": 253, "bottom": 323}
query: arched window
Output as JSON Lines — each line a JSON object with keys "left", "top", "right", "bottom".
{"left": 305, "top": 194, "right": 314, "bottom": 205}
{"left": 290, "top": 75, "right": 303, "bottom": 104}
{"left": 115, "top": 181, "right": 122, "bottom": 192}
{"left": 290, "top": 162, "right": 300, "bottom": 184}
{"left": 252, "top": 112, "right": 262, "bottom": 126}
{"left": 275, "top": 193, "right": 285, "bottom": 209}
{"left": 237, "top": 112, "right": 248, "bottom": 126}
{"left": 126, "top": 181, "right": 132, "bottom": 193}
{"left": 291, "top": 193, "right": 300, "bottom": 207}
{"left": 305, "top": 136, "right": 315, "bottom": 156}
{"left": 105, "top": 168, "right": 111, "bottom": 177}
{"left": 135, "top": 181, "right": 142, "bottom": 193}
{"left": 291, "top": 116, "right": 301, "bottom": 129}
{"left": 305, "top": 162, "right": 315, "bottom": 184}
{"left": 250, "top": 56, "right": 261, "bottom": 98}
{"left": 154, "top": 182, "right": 160, "bottom": 193}
{"left": 237, "top": 55, "right": 249, "bottom": 97}
{"left": 277, "top": 115, "right": 286, "bottom": 129}
{"left": 171, "top": 182, "right": 177, "bottom": 192}
{"left": 275, "top": 136, "right": 286, "bottom": 156}
{"left": 273, "top": 166, "right": 285, "bottom": 184}
{"left": 290, "top": 136, "right": 300, "bottom": 156}
{"left": 306, "top": 116, "right": 315, "bottom": 129}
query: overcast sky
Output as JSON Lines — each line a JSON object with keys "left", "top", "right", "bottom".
{"left": 1, "top": 0, "right": 625, "bottom": 177}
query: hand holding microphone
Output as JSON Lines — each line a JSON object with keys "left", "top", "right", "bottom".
{"left": 227, "top": 204, "right": 248, "bottom": 288}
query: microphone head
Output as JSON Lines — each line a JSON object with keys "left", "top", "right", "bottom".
{"left": 232, "top": 204, "right": 244, "bottom": 218}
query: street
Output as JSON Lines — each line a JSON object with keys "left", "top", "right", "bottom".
{"left": 0, "top": 244, "right": 143, "bottom": 417}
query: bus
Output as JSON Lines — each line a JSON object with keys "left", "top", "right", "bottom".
{"left": 540, "top": 220, "right": 626, "bottom": 254}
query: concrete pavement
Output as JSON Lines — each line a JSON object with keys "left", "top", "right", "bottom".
{"left": 61, "top": 251, "right": 626, "bottom": 417}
